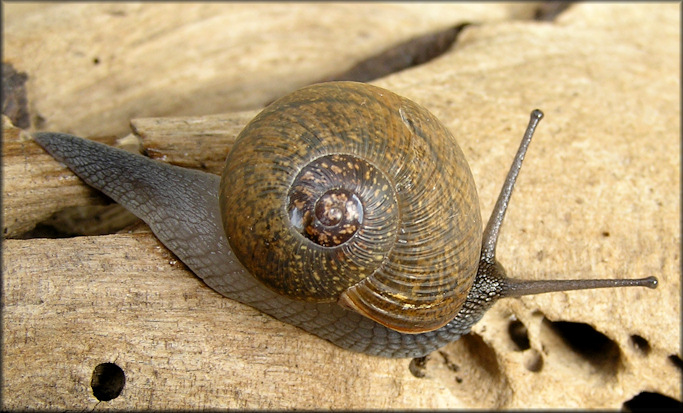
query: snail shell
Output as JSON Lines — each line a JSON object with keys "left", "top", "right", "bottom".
{"left": 220, "top": 82, "right": 481, "bottom": 333}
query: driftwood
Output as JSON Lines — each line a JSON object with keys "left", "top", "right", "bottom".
{"left": 2, "top": 3, "right": 539, "bottom": 139}
{"left": 2, "top": 120, "right": 116, "bottom": 237}
{"left": 2, "top": 3, "right": 680, "bottom": 409}
{"left": 3, "top": 234, "right": 468, "bottom": 409}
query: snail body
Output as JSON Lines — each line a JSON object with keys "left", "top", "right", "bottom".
{"left": 34, "top": 81, "right": 657, "bottom": 358}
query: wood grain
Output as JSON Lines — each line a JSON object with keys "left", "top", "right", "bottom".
{"left": 3, "top": 3, "right": 536, "bottom": 138}
{"left": 131, "top": 111, "right": 256, "bottom": 173}
{"left": 2, "top": 235, "right": 461, "bottom": 409}
{"left": 2, "top": 2, "right": 680, "bottom": 410}
{"left": 1, "top": 118, "right": 112, "bottom": 237}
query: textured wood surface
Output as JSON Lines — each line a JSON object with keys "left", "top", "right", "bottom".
{"left": 3, "top": 2, "right": 537, "bottom": 138}
{"left": 2, "top": 2, "right": 680, "bottom": 409}
{"left": 2, "top": 119, "right": 111, "bottom": 237}
{"left": 3, "top": 235, "right": 464, "bottom": 409}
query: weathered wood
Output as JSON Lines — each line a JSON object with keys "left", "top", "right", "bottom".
{"left": 2, "top": 235, "right": 462, "bottom": 409}
{"left": 2, "top": 3, "right": 537, "bottom": 138}
{"left": 1, "top": 117, "right": 113, "bottom": 237}
{"left": 131, "top": 111, "right": 256, "bottom": 173}
{"left": 2, "top": 111, "right": 255, "bottom": 238}
{"left": 2, "top": 2, "right": 680, "bottom": 410}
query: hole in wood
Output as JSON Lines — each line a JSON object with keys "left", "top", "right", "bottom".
{"left": 668, "top": 354, "right": 683, "bottom": 371}
{"left": 524, "top": 349, "right": 544, "bottom": 373}
{"left": 91, "top": 362, "right": 125, "bottom": 402}
{"left": 543, "top": 319, "right": 621, "bottom": 374}
{"left": 508, "top": 319, "right": 530, "bottom": 351}
{"left": 622, "top": 391, "right": 682, "bottom": 411}
{"left": 409, "top": 356, "right": 428, "bottom": 378}
{"left": 629, "top": 334, "right": 651, "bottom": 355}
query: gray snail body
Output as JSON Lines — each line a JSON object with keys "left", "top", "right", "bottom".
{"left": 34, "top": 81, "right": 657, "bottom": 358}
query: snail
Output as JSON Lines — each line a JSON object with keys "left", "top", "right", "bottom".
{"left": 33, "top": 81, "right": 657, "bottom": 358}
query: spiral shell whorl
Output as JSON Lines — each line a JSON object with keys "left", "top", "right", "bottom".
{"left": 220, "top": 81, "right": 482, "bottom": 333}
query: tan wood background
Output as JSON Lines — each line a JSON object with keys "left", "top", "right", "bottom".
{"left": 2, "top": 2, "right": 680, "bottom": 409}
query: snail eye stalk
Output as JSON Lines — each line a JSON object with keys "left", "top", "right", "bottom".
{"left": 481, "top": 109, "right": 543, "bottom": 263}
{"left": 477, "top": 109, "right": 658, "bottom": 298}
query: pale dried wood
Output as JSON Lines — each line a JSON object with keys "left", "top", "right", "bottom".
{"left": 131, "top": 110, "right": 256, "bottom": 173}
{"left": 2, "top": 235, "right": 462, "bottom": 409}
{"left": 3, "top": 2, "right": 537, "bottom": 138}
{"left": 1, "top": 117, "right": 113, "bottom": 237}
{"left": 2, "top": 110, "right": 255, "bottom": 238}
{"left": 2, "top": 2, "right": 680, "bottom": 410}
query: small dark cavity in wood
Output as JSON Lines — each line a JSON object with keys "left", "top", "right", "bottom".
{"left": 534, "top": 1, "right": 574, "bottom": 21}
{"left": 668, "top": 354, "right": 683, "bottom": 371}
{"left": 16, "top": 223, "right": 77, "bottom": 239}
{"left": 543, "top": 319, "right": 622, "bottom": 375}
{"left": 17, "top": 203, "right": 140, "bottom": 239}
{"left": 91, "top": 362, "right": 126, "bottom": 402}
{"left": 2, "top": 63, "right": 31, "bottom": 129}
{"left": 508, "top": 319, "right": 531, "bottom": 351}
{"left": 524, "top": 349, "right": 544, "bottom": 373}
{"left": 319, "top": 23, "right": 471, "bottom": 84}
{"left": 408, "top": 356, "right": 428, "bottom": 378}
{"left": 629, "top": 334, "right": 651, "bottom": 356}
{"left": 622, "top": 391, "right": 683, "bottom": 411}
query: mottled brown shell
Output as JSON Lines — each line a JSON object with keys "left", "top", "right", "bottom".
{"left": 219, "top": 81, "right": 482, "bottom": 333}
